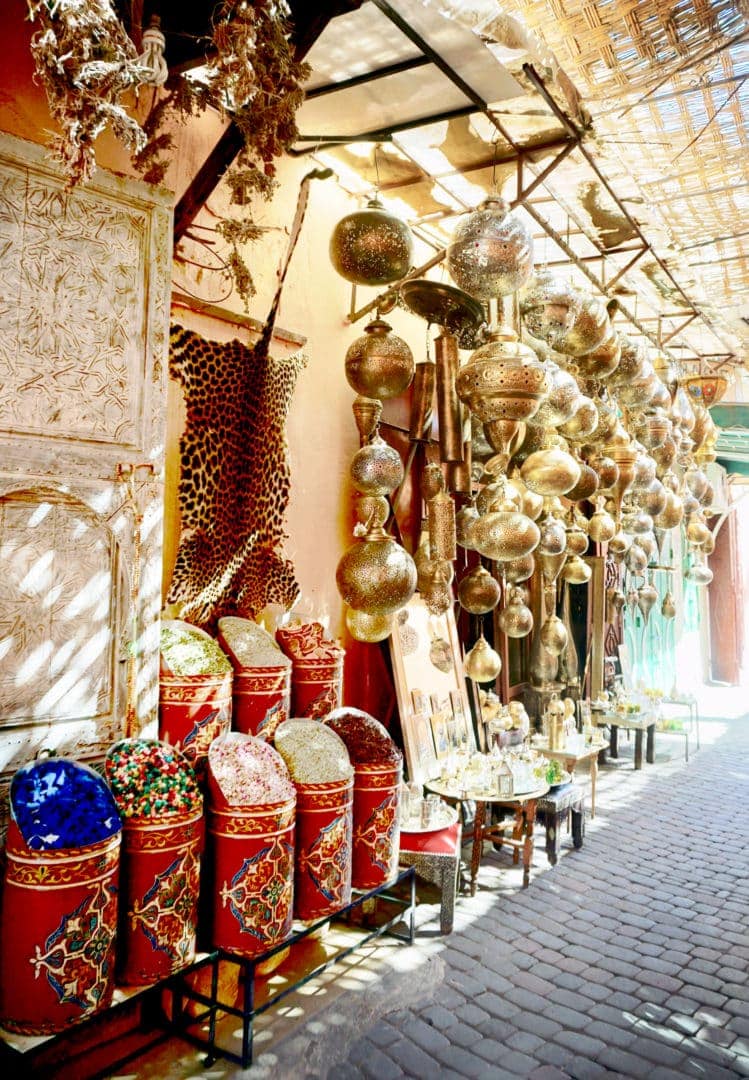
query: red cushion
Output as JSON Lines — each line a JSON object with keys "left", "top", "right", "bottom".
{"left": 400, "top": 821, "right": 461, "bottom": 856}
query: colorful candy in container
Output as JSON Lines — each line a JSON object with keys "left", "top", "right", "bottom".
{"left": 276, "top": 621, "right": 344, "bottom": 719}
{"left": 0, "top": 757, "right": 121, "bottom": 1034}
{"left": 206, "top": 733, "right": 296, "bottom": 957}
{"left": 105, "top": 739, "right": 203, "bottom": 985}
{"left": 218, "top": 617, "right": 291, "bottom": 740}
{"left": 325, "top": 708, "right": 403, "bottom": 889}
{"left": 158, "top": 619, "right": 233, "bottom": 772}
{"left": 274, "top": 720, "right": 354, "bottom": 921}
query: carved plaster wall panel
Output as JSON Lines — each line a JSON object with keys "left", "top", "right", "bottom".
{"left": 0, "top": 133, "right": 172, "bottom": 787}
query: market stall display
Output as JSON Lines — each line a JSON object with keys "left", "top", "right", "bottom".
{"left": 324, "top": 707, "right": 402, "bottom": 889}
{"left": 206, "top": 733, "right": 296, "bottom": 957}
{"left": 218, "top": 616, "right": 291, "bottom": 740}
{"left": 105, "top": 739, "right": 203, "bottom": 985}
{"left": 0, "top": 758, "right": 122, "bottom": 1034}
{"left": 274, "top": 719, "right": 354, "bottom": 921}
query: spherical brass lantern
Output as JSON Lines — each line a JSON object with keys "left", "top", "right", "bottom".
{"left": 336, "top": 525, "right": 417, "bottom": 616}
{"left": 350, "top": 436, "right": 404, "bottom": 495}
{"left": 528, "top": 361, "right": 581, "bottom": 428}
{"left": 458, "top": 565, "right": 501, "bottom": 615}
{"left": 498, "top": 589, "right": 534, "bottom": 638}
{"left": 345, "top": 318, "right": 415, "bottom": 400}
{"left": 566, "top": 460, "right": 599, "bottom": 503}
{"left": 540, "top": 615, "right": 568, "bottom": 656}
{"left": 470, "top": 510, "right": 540, "bottom": 562}
{"left": 521, "top": 446, "right": 581, "bottom": 497}
{"left": 346, "top": 608, "right": 394, "bottom": 643}
{"left": 588, "top": 505, "right": 617, "bottom": 543}
{"left": 559, "top": 397, "right": 599, "bottom": 442}
{"left": 464, "top": 635, "right": 502, "bottom": 682}
{"left": 504, "top": 552, "right": 535, "bottom": 583}
{"left": 456, "top": 504, "right": 480, "bottom": 549}
{"left": 538, "top": 513, "right": 567, "bottom": 556}
{"left": 519, "top": 270, "right": 582, "bottom": 348}
{"left": 447, "top": 196, "right": 534, "bottom": 298}
{"left": 609, "top": 336, "right": 646, "bottom": 387}
{"left": 330, "top": 195, "right": 413, "bottom": 285}
{"left": 573, "top": 327, "right": 621, "bottom": 379}
{"left": 556, "top": 293, "right": 609, "bottom": 357}
{"left": 562, "top": 555, "right": 592, "bottom": 584}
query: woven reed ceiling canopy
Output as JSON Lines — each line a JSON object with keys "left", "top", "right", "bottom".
{"left": 292, "top": 0, "right": 748, "bottom": 388}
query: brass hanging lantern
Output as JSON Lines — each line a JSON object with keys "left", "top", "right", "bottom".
{"left": 562, "top": 555, "right": 592, "bottom": 584}
{"left": 350, "top": 436, "right": 404, "bottom": 495}
{"left": 330, "top": 195, "right": 413, "bottom": 285}
{"left": 538, "top": 513, "right": 568, "bottom": 556}
{"left": 336, "top": 523, "right": 417, "bottom": 616}
{"left": 609, "top": 336, "right": 647, "bottom": 387}
{"left": 521, "top": 445, "right": 581, "bottom": 497}
{"left": 558, "top": 397, "right": 599, "bottom": 442}
{"left": 661, "top": 592, "right": 677, "bottom": 619}
{"left": 464, "top": 635, "right": 502, "bottom": 682}
{"left": 519, "top": 270, "right": 582, "bottom": 348}
{"left": 637, "top": 582, "right": 658, "bottom": 625}
{"left": 458, "top": 565, "right": 502, "bottom": 615}
{"left": 528, "top": 360, "right": 581, "bottom": 429}
{"left": 447, "top": 195, "right": 534, "bottom": 298}
{"left": 566, "top": 520, "right": 589, "bottom": 556}
{"left": 470, "top": 510, "right": 540, "bottom": 562}
{"left": 456, "top": 504, "right": 480, "bottom": 549}
{"left": 566, "top": 459, "right": 599, "bottom": 503}
{"left": 555, "top": 292, "right": 609, "bottom": 357}
{"left": 456, "top": 327, "right": 547, "bottom": 423}
{"left": 346, "top": 608, "right": 394, "bottom": 643}
{"left": 498, "top": 587, "right": 534, "bottom": 638}
{"left": 345, "top": 319, "right": 415, "bottom": 400}
{"left": 573, "top": 327, "right": 621, "bottom": 380}
{"left": 504, "top": 552, "right": 535, "bottom": 583}
{"left": 588, "top": 503, "right": 617, "bottom": 543}
{"left": 540, "top": 614, "right": 568, "bottom": 656}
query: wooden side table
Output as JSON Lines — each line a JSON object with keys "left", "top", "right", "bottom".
{"left": 535, "top": 741, "right": 607, "bottom": 818}
{"left": 425, "top": 780, "right": 549, "bottom": 895}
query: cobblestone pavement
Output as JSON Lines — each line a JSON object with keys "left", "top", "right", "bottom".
{"left": 318, "top": 714, "right": 749, "bottom": 1080}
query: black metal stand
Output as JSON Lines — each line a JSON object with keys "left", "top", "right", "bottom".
{"left": 167, "top": 866, "right": 416, "bottom": 1069}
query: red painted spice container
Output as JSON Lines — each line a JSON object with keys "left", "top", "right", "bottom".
{"left": 159, "top": 670, "right": 233, "bottom": 768}
{"left": 293, "top": 777, "right": 353, "bottom": 921}
{"left": 290, "top": 656, "right": 344, "bottom": 718}
{"left": 0, "top": 824, "right": 120, "bottom": 1035}
{"left": 116, "top": 809, "right": 203, "bottom": 985}
{"left": 231, "top": 665, "right": 291, "bottom": 739}
{"left": 325, "top": 708, "right": 403, "bottom": 890}
{"left": 207, "top": 799, "right": 296, "bottom": 956}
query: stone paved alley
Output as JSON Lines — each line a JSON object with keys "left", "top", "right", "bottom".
{"left": 132, "top": 704, "right": 749, "bottom": 1080}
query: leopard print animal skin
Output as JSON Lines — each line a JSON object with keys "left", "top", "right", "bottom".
{"left": 167, "top": 324, "right": 307, "bottom": 629}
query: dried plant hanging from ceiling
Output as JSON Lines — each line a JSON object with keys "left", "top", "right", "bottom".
{"left": 26, "top": 1, "right": 310, "bottom": 309}
{"left": 502, "top": 0, "right": 749, "bottom": 361}
{"left": 26, "top": 0, "right": 148, "bottom": 184}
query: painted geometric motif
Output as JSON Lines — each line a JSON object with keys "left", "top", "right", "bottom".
{"left": 131, "top": 846, "right": 199, "bottom": 965}
{"left": 220, "top": 834, "right": 293, "bottom": 943}
{"left": 31, "top": 879, "right": 118, "bottom": 1013}
{"left": 300, "top": 813, "right": 351, "bottom": 904}
{"left": 354, "top": 792, "right": 398, "bottom": 875}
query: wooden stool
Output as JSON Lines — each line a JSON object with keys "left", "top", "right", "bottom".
{"left": 535, "top": 783, "right": 585, "bottom": 866}
{"left": 399, "top": 822, "right": 462, "bottom": 933}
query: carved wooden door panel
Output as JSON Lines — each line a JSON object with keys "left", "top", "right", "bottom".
{"left": 0, "top": 133, "right": 172, "bottom": 788}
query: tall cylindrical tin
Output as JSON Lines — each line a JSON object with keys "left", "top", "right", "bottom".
{"left": 294, "top": 778, "right": 353, "bottom": 921}
{"left": 435, "top": 332, "right": 464, "bottom": 462}
{"left": 290, "top": 656, "right": 344, "bottom": 719}
{"left": 207, "top": 798, "right": 295, "bottom": 956}
{"left": 0, "top": 824, "right": 120, "bottom": 1035}
{"left": 117, "top": 808, "right": 203, "bottom": 985}
{"left": 232, "top": 665, "right": 291, "bottom": 739}
{"left": 351, "top": 762, "right": 402, "bottom": 889}
{"left": 159, "top": 671, "right": 233, "bottom": 768}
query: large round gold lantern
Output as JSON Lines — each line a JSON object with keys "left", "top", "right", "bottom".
{"left": 345, "top": 318, "right": 415, "bottom": 400}
{"left": 498, "top": 588, "right": 534, "bottom": 638}
{"left": 336, "top": 525, "right": 417, "bottom": 616}
{"left": 559, "top": 397, "right": 599, "bottom": 442}
{"left": 330, "top": 195, "right": 413, "bottom": 285}
{"left": 504, "top": 552, "right": 535, "bottom": 583}
{"left": 566, "top": 460, "right": 599, "bottom": 503}
{"left": 609, "top": 336, "right": 646, "bottom": 387}
{"left": 540, "top": 615, "right": 568, "bottom": 656}
{"left": 447, "top": 196, "right": 533, "bottom": 298}
{"left": 588, "top": 504, "right": 617, "bottom": 543}
{"left": 538, "top": 513, "right": 567, "bottom": 556}
{"left": 562, "top": 555, "right": 592, "bottom": 584}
